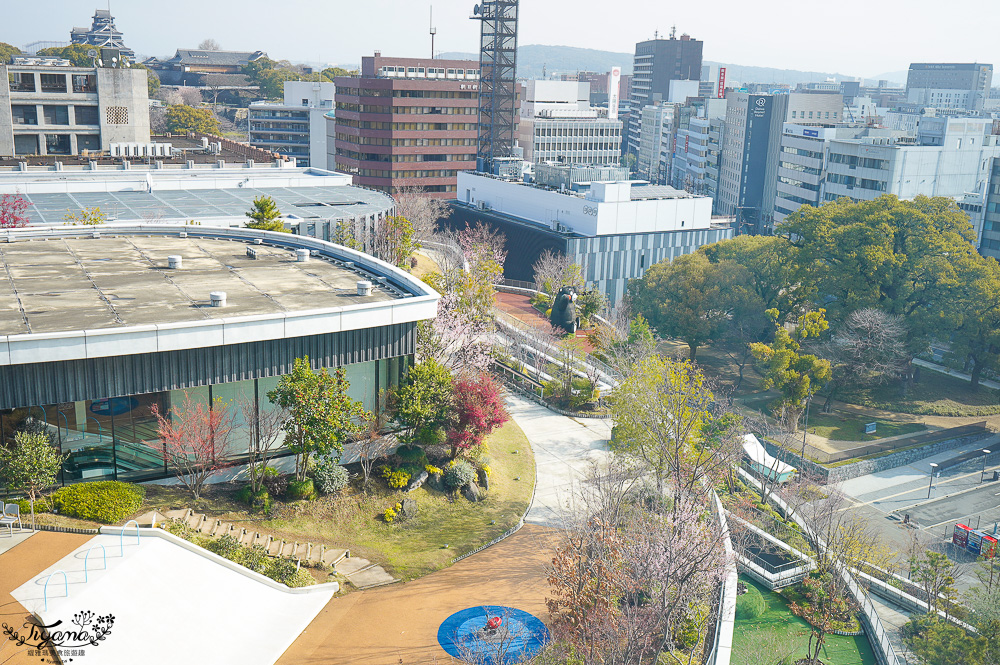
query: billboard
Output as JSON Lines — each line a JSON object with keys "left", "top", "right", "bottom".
{"left": 718, "top": 67, "right": 727, "bottom": 99}
{"left": 608, "top": 67, "right": 621, "bottom": 122}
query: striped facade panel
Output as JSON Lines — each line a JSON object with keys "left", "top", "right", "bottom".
{"left": 0, "top": 323, "right": 415, "bottom": 410}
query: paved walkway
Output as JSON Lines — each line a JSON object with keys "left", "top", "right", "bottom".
{"left": 276, "top": 524, "right": 561, "bottom": 665}
{"left": 0, "top": 531, "right": 90, "bottom": 665}
{"left": 505, "top": 395, "right": 613, "bottom": 527}
{"left": 914, "top": 358, "right": 1000, "bottom": 390}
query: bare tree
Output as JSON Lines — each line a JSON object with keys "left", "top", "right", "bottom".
{"left": 178, "top": 86, "right": 204, "bottom": 107}
{"left": 239, "top": 398, "right": 287, "bottom": 494}
{"left": 150, "top": 105, "right": 168, "bottom": 134}
{"left": 352, "top": 407, "right": 396, "bottom": 492}
{"left": 392, "top": 186, "right": 449, "bottom": 243}
{"left": 203, "top": 74, "right": 232, "bottom": 112}
{"left": 531, "top": 249, "right": 581, "bottom": 297}
{"left": 820, "top": 308, "right": 908, "bottom": 411}
{"left": 198, "top": 38, "right": 221, "bottom": 51}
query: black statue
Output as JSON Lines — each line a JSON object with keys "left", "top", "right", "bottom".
{"left": 549, "top": 286, "right": 579, "bottom": 334}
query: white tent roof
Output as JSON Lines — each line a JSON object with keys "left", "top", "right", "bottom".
{"left": 742, "top": 434, "right": 796, "bottom": 476}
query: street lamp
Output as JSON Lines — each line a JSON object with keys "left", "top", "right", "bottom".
{"left": 927, "top": 462, "right": 939, "bottom": 499}
{"left": 983, "top": 449, "right": 992, "bottom": 483}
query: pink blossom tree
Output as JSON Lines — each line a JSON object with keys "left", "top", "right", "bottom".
{"left": 147, "top": 393, "right": 236, "bottom": 500}
{"left": 446, "top": 373, "right": 509, "bottom": 458}
{"left": 0, "top": 193, "right": 29, "bottom": 229}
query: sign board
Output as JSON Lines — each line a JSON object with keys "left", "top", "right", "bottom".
{"left": 954, "top": 523, "right": 971, "bottom": 548}
{"left": 608, "top": 67, "right": 621, "bottom": 122}
{"left": 717, "top": 67, "right": 726, "bottom": 99}
{"left": 803, "top": 128, "right": 820, "bottom": 138}
{"left": 865, "top": 422, "right": 877, "bottom": 435}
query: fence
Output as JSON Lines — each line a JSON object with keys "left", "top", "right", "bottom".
{"left": 820, "top": 422, "right": 991, "bottom": 464}
{"left": 705, "top": 492, "right": 737, "bottom": 665}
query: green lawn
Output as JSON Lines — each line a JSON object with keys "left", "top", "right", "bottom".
{"left": 733, "top": 576, "right": 877, "bottom": 665}
{"left": 840, "top": 368, "right": 1000, "bottom": 417}
{"left": 260, "top": 420, "right": 535, "bottom": 581}
{"left": 805, "top": 412, "right": 926, "bottom": 442}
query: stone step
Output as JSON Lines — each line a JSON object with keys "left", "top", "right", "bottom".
{"left": 184, "top": 512, "right": 202, "bottom": 530}
{"left": 336, "top": 557, "right": 373, "bottom": 576}
{"left": 347, "top": 565, "right": 398, "bottom": 589}
{"left": 163, "top": 508, "right": 191, "bottom": 521}
{"left": 322, "top": 548, "right": 349, "bottom": 566}
{"left": 195, "top": 514, "right": 211, "bottom": 534}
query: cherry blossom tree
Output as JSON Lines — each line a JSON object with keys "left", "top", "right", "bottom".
{"left": 0, "top": 193, "right": 29, "bottom": 228}
{"left": 446, "top": 373, "right": 509, "bottom": 458}
{"left": 147, "top": 393, "right": 236, "bottom": 500}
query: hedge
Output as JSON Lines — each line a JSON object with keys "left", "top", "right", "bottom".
{"left": 51, "top": 481, "right": 145, "bottom": 524}
{"left": 735, "top": 585, "right": 766, "bottom": 620}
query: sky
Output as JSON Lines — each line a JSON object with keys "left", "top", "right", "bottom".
{"left": 2, "top": 0, "right": 997, "bottom": 79}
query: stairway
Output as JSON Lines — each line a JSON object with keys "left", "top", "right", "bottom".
{"left": 145, "top": 509, "right": 399, "bottom": 590}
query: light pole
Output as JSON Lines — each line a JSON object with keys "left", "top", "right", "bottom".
{"left": 983, "top": 449, "right": 992, "bottom": 483}
{"left": 927, "top": 462, "right": 939, "bottom": 499}
{"left": 801, "top": 395, "right": 812, "bottom": 460}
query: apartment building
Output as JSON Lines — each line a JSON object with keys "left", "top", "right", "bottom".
{"left": 670, "top": 97, "right": 727, "bottom": 198}
{"left": 0, "top": 60, "right": 149, "bottom": 156}
{"left": 331, "top": 53, "right": 480, "bottom": 197}
{"left": 249, "top": 81, "right": 334, "bottom": 167}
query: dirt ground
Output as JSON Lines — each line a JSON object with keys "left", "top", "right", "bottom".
{"left": 0, "top": 531, "right": 91, "bottom": 665}
{"left": 276, "top": 523, "right": 561, "bottom": 665}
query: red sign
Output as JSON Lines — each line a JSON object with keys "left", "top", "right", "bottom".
{"left": 685, "top": 135, "right": 689, "bottom": 153}
{"left": 717, "top": 67, "right": 727, "bottom": 99}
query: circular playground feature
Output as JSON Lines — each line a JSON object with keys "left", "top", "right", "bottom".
{"left": 437, "top": 605, "right": 549, "bottom": 664}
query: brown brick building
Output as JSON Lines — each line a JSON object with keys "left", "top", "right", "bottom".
{"left": 331, "top": 54, "right": 481, "bottom": 198}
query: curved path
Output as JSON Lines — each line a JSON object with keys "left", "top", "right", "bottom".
{"left": 275, "top": 524, "right": 560, "bottom": 664}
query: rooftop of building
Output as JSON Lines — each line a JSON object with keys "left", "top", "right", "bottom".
{"left": 154, "top": 50, "right": 268, "bottom": 68}
{"left": 0, "top": 232, "right": 406, "bottom": 336}
{"left": 0, "top": 164, "right": 394, "bottom": 225}
{"left": 0, "top": 135, "right": 282, "bottom": 169}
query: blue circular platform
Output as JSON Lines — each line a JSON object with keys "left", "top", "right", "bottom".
{"left": 437, "top": 606, "right": 549, "bottom": 664}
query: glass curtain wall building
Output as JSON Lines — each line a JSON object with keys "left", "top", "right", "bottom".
{"left": 0, "top": 224, "right": 437, "bottom": 487}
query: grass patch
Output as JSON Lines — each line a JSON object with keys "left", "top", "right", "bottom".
{"left": 733, "top": 576, "right": 877, "bottom": 665}
{"left": 841, "top": 369, "right": 1000, "bottom": 417}
{"left": 805, "top": 412, "right": 926, "bottom": 441}
{"left": 409, "top": 251, "right": 441, "bottom": 280}
{"left": 265, "top": 420, "right": 534, "bottom": 580}
{"left": 142, "top": 420, "right": 535, "bottom": 582}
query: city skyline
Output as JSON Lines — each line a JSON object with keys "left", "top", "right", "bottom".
{"left": 2, "top": 0, "right": 997, "bottom": 80}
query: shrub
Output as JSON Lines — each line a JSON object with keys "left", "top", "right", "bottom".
{"left": 395, "top": 445, "right": 428, "bottom": 466}
{"left": 383, "top": 506, "right": 397, "bottom": 523}
{"left": 236, "top": 485, "right": 271, "bottom": 513}
{"left": 237, "top": 544, "right": 269, "bottom": 574}
{"left": 425, "top": 464, "right": 443, "bottom": 475}
{"left": 286, "top": 478, "right": 316, "bottom": 501}
{"left": 208, "top": 534, "right": 242, "bottom": 560}
{"left": 414, "top": 426, "right": 447, "bottom": 446}
{"left": 443, "top": 460, "right": 476, "bottom": 490}
{"left": 735, "top": 585, "right": 766, "bottom": 620}
{"left": 379, "top": 465, "right": 411, "bottom": 490}
{"left": 51, "top": 481, "right": 145, "bottom": 524}
{"left": 479, "top": 464, "right": 492, "bottom": 477}
{"left": 14, "top": 497, "right": 51, "bottom": 515}
{"left": 313, "top": 462, "right": 350, "bottom": 495}
{"left": 260, "top": 466, "right": 288, "bottom": 498}
{"left": 264, "top": 557, "right": 299, "bottom": 585}
{"left": 162, "top": 518, "right": 194, "bottom": 540}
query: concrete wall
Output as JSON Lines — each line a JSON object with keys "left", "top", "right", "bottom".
{"left": 0, "top": 66, "right": 13, "bottom": 156}
{"left": 96, "top": 67, "right": 150, "bottom": 149}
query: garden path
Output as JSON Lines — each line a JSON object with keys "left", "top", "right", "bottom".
{"left": 504, "top": 395, "right": 613, "bottom": 528}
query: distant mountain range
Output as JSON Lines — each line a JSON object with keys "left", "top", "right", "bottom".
{"left": 437, "top": 45, "right": 906, "bottom": 87}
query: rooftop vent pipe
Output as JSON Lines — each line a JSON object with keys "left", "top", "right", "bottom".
{"left": 168, "top": 255, "right": 182, "bottom": 269}
{"left": 210, "top": 291, "right": 227, "bottom": 307}
{"left": 295, "top": 249, "right": 310, "bottom": 262}
{"left": 357, "top": 280, "right": 373, "bottom": 296}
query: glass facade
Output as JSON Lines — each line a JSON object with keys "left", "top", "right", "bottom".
{"left": 0, "top": 357, "right": 408, "bottom": 487}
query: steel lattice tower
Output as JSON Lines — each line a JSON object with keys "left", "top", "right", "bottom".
{"left": 472, "top": 0, "right": 519, "bottom": 174}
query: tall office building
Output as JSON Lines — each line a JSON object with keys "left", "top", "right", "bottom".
{"left": 250, "top": 80, "right": 334, "bottom": 167}
{"left": 331, "top": 54, "right": 480, "bottom": 198}
{"left": 627, "top": 33, "right": 703, "bottom": 158}
{"left": 905, "top": 63, "right": 993, "bottom": 111}
{"left": 717, "top": 92, "right": 843, "bottom": 233}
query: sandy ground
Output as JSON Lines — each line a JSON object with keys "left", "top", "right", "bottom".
{"left": 276, "top": 524, "right": 561, "bottom": 665}
{"left": 0, "top": 531, "right": 90, "bottom": 665}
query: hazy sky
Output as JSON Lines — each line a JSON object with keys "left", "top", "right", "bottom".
{"left": 3, "top": 1, "right": 997, "bottom": 78}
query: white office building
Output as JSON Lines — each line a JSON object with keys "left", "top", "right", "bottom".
{"left": 516, "top": 80, "right": 622, "bottom": 165}
{"left": 455, "top": 168, "right": 732, "bottom": 303}
{"left": 249, "top": 81, "right": 335, "bottom": 168}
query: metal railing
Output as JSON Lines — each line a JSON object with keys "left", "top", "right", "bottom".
{"left": 119, "top": 520, "right": 140, "bottom": 556}
{"left": 43, "top": 570, "right": 68, "bottom": 612}
{"left": 84, "top": 543, "right": 107, "bottom": 582}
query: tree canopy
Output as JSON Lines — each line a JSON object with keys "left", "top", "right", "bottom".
{"left": 778, "top": 195, "right": 979, "bottom": 356}
{"left": 165, "top": 105, "right": 220, "bottom": 135}
{"left": 244, "top": 195, "right": 287, "bottom": 232}
{"left": 37, "top": 44, "right": 95, "bottom": 66}
{"left": 0, "top": 42, "right": 22, "bottom": 64}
